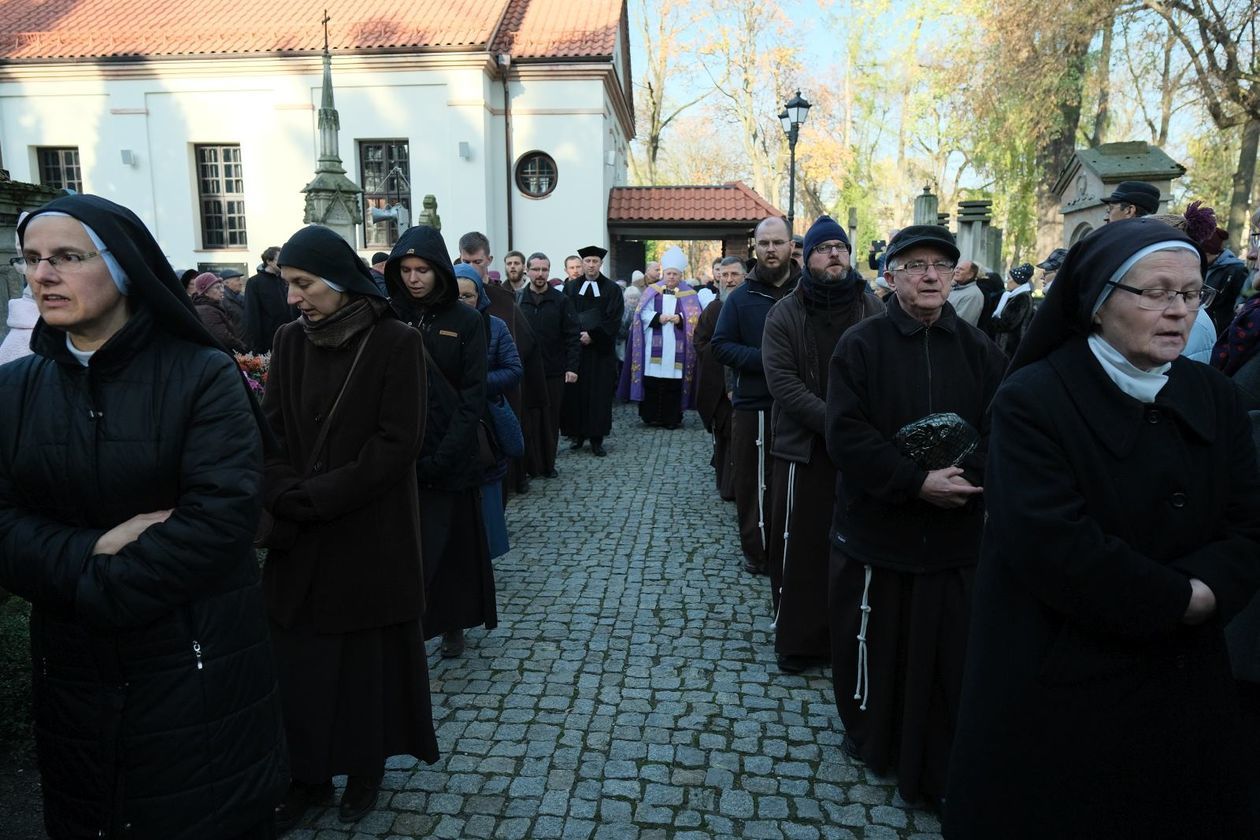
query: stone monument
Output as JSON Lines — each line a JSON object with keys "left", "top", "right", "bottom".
{"left": 1053, "top": 141, "right": 1185, "bottom": 247}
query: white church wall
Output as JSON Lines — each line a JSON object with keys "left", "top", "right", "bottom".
{"left": 0, "top": 56, "right": 629, "bottom": 275}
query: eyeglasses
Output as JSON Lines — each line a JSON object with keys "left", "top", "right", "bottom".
{"left": 1105, "top": 281, "right": 1216, "bottom": 311}
{"left": 891, "top": 259, "right": 956, "bottom": 278}
{"left": 811, "top": 242, "right": 849, "bottom": 256}
{"left": 10, "top": 250, "right": 109, "bottom": 276}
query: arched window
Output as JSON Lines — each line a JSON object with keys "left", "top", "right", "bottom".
{"left": 515, "top": 152, "right": 558, "bottom": 198}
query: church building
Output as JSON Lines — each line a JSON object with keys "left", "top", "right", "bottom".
{"left": 0, "top": 0, "right": 634, "bottom": 275}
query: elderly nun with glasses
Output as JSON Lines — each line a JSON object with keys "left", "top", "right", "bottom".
{"left": 946, "top": 218, "right": 1260, "bottom": 839}
{"left": 0, "top": 195, "right": 287, "bottom": 839}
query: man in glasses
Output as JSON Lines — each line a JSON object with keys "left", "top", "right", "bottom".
{"left": 712, "top": 216, "right": 800, "bottom": 576}
{"left": 823, "top": 225, "right": 1006, "bottom": 812}
{"left": 761, "top": 216, "right": 884, "bottom": 674}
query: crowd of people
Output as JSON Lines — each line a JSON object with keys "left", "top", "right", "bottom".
{"left": 2, "top": 181, "right": 1260, "bottom": 838}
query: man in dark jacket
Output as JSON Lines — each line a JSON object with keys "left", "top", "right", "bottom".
{"left": 825, "top": 225, "right": 1006, "bottom": 810}
{"left": 243, "top": 245, "right": 296, "bottom": 353}
{"left": 693, "top": 256, "right": 746, "bottom": 500}
{"left": 518, "top": 252, "right": 580, "bottom": 478}
{"left": 763, "top": 216, "right": 883, "bottom": 674}
{"left": 220, "top": 267, "right": 246, "bottom": 332}
{"left": 712, "top": 216, "right": 800, "bottom": 574}
{"left": 1204, "top": 240, "right": 1249, "bottom": 335}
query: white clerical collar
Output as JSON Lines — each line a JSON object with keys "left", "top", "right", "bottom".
{"left": 1087, "top": 333, "right": 1170, "bottom": 403}
{"left": 580, "top": 279, "right": 600, "bottom": 297}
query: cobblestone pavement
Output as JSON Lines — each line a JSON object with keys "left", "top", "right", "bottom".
{"left": 290, "top": 404, "right": 944, "bottom": 840}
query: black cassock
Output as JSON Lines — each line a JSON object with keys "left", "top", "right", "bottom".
{"left": 561, "top": 273, "right": 624, "bottom": 440}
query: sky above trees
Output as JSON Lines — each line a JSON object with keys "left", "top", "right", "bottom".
{"left": 627, "top": 0, "right": 1257, "bottom": 266}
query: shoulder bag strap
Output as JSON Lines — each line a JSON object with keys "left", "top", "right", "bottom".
{"left": 301, "top": 324, "right": 377, "bottom": 475}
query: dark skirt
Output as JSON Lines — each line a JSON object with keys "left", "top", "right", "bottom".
{"left": 419, "top": 486, "right": 498, "bottom": 637}
{"left": 271, "top": 605, "right": 439, "bottom": 783}
{"left": 523, "top": 377, "right": 561, "bottom": 477}
{"left": 767, "top": 454, "right": 832, "bottom": 659}
{"left": 638, "top": 376, "right": 683, "bottom": 428}
{"left": 829, "top": 549, "right": 972, "bottom": 804}
{"left": 562, "top": 349, "right": 618, "bottom": 439}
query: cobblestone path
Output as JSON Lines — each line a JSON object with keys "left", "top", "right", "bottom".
{"left": 291, "top": 405, "right": 944, "bottom": 840}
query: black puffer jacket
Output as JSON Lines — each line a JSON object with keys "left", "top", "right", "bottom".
{"left": 386, "top": 226, "right": 488, "bottom": 492}
{"left": 0, "top": 312, "right": 287, "bottom": 839}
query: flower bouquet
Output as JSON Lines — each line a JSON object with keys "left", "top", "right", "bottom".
{"left": 234, "top": 352, "right": 270, "bottom": 397}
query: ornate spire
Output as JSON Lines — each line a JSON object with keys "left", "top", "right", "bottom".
{"left": 301, "top": 11, "right": 363, "bottom": 242}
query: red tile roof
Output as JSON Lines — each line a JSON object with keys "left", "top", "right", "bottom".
{"left": 0, "top": 0, "right": 622, "bottom": 61}
{"left": 492, "top": 0, "right": 623, "bottom": 60}
{"left": 608, "top": 182, "right": 783, "bottom": 223}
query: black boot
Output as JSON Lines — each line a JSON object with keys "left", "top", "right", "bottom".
{"left": 275, "top": 779, "right": 333, "bottom": 834}
{"left": 339, "top": 774, "right": 382, "bottom": 823}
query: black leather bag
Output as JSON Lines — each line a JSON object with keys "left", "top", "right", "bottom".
{"left": 894, "top": 412, "right": 979, "bottom": 470}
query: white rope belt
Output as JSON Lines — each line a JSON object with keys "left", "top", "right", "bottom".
{"left": 771, "top": 461, "right": 797, "bottom": 629}
{"left": 853, "top": 564, "right": 873, "bottom": 712}
{"left": 756, "top": 411, "right": 766, "bottom": 551}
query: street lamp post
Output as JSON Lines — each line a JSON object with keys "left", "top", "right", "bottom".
{"left": 779, "top": 90, "right": 811, "bottom": 234}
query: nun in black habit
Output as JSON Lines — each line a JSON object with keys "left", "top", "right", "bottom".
{"left": 945, "top": 218, "right": 1260, "bottom": 839}
{"left": 561, "top": 245, "right": 625, "bottom": 455}
{"left": 385, "top": 225, "right": 497, "bottom": 659}
{"left": 1, "top": 195, "right": 287, "bottom": 839}
{"left": 262, "top": 225, "right": 438, "bottom": 830}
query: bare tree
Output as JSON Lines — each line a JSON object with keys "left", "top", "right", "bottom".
{"left": 630, "top": 0, "right": 711, "bottom": 185}
{"left": 1140, "top": 0, "right": 1259, "bottom": 241}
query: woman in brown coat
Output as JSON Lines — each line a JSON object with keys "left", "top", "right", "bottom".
{"left": 261, "top": 225, "right": 438, "bottom": 832}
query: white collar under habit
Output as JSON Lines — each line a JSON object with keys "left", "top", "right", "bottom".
{"left": 1087, "top": 333, "right": 1170, "bottom": 404}
{"left": 580, "top": 279, "right": 600, "bottom": 298}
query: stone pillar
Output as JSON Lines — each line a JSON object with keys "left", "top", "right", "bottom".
{"left": 955, "top": 200, "right": 993, "bottom": 267}
{"left": 912, "top": 186, "right": 938, "bottom": 225}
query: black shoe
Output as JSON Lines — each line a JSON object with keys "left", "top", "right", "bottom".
{"left": 441, "top": 629, "right": 465, "bottom": 658}
{"left": 275, "top": 780, "right": 333, "bottom": 833}
{"left": 568, "top": 438, "right": 584, "bottom": 451}
{"left": 544, "top": 469, "right": 559, "bottom": 479}
{"left": 841, "top": 734, "right": 863, "bottom": 762}
{"left": 777, "top": 654, "right": 809, "bottom": 674}
{"left": 591, "top": 444, "right": 607, "bottom": 457}
{"left": 743, "top": 559, "right": 767, "bottom": 575}
{"left": 516, "top": 476, "right": 530, "bottom": 494}
{"left": 338, "top": 774, "right": 382, "bottom": 824}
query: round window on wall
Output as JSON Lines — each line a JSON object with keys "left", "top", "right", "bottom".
{"left": 515, "top": 151, "right": 558, "bottom": 198}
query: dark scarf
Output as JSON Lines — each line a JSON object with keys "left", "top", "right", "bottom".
{"left": 302, "top": 296, "right": 386, "bottom": 348}
{"left": 800, "top": 266, "right": 862, "bottom": 310}
{"left": 1211, "top": 296, "right": 1260, "bottom": 376}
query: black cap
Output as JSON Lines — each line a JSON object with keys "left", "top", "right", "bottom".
{"left": 577, "top": 245, "right": 608, "bottom": 260}
{"left": 370, "top": 251, "right": 389, "bottom": 265}
{"left": 220, "top": 268, "right": 244, "bottom": 279}
{"left": 1101, "top": 181, "right": 1161, "bottom": 215}
{"left": 1036, "top": 248, "right": 1068, "bottom": 271}
{"left": 883, "top": 224, "right": 960, "bottom": 266}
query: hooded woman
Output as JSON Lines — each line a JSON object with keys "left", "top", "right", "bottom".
{"left": 386, "top": 226, "right": 497, "bottom": 660}
{"left": 260, "top": 224, "right": 438, "bottom": 830}
{"left": 945, "top": 218, "right": 1260, "bottom": 838}
{"left": 454, "top": 263, "right": 523, "bottom": 559}
{"left": 190, "top": 271, "right": 246, "bottom": 353}
{"left": 0, "top": 194, "right": 286, "bottom": 839}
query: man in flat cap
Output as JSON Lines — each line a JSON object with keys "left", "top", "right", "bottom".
{"left": 562, "top": 245, "right": 624, "bottom": 456}
{"left": 825, "top": 224, "right": 1006, "bottom": 812}
{"left": 219, "top": 267, "right": 247, "bottom": 333}
{"left": 1102, "top": 180, "right": 1161, "bottom": 223}
{"left": 1036, "top": 247, "right": 1068, "bottom": 296}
